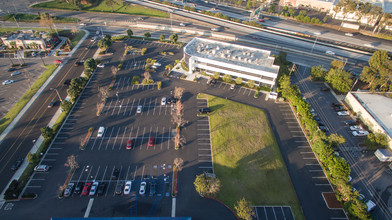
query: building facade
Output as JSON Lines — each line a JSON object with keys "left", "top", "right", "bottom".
{"left": 183, "top": 38, "right": 280, "bottom": 89}
{"left": 1, "top": 30, "right": 52, "bottom": 50}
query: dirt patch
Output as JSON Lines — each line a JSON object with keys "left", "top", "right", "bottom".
{"left": 322, "top": 192, "right": 343, "bottom": 209}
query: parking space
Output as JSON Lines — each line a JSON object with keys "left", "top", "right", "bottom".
{"left": 196, "top": 99, "right": 214, "bottom": 174}
{"left": 277, "top": 103, "right": 333, "bottom": 190}
{"left": 254, "top": 206, "right": 295, "bottom": 220}
{"left": 125, "top": 39, "right": 181, "bottom": 50}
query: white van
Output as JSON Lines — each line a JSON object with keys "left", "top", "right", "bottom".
{"left": 97, "top": 126, "right": 105, "bottom": 138}
{"left": 366, "top": 200, "right": 376, "bottom": 212}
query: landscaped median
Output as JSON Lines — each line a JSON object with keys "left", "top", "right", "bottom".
{"left": 196, "top": 93, "right": 304, "bottom": 220}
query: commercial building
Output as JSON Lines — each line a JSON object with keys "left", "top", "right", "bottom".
{"left": 0, "top": 30, "right": 54, "bottom": 50}
{"left": 344, "top": 91, "right": 392, "bottom": 149}
{"left": 183, "top": 38, "right": 280, "bottom": 89}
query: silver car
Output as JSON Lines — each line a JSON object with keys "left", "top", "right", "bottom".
{"left": 64, "top": 183, "right": 75, "bottom": 197}
{"left": 10, "top": 71, "right": 21, "bottom": 76}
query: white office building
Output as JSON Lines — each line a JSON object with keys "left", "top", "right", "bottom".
{"left": 183, "top": 38, "right": 280, "bottom": 89}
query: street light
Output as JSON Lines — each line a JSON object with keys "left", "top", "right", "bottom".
{"left": 168, "top": 9, "right": 173, "bottom": 28}
{"left": 50, "top": 88, "right": 62, "bottom": 102}
{"left": 311, "top": 32, "right": 321, "bottom": 53}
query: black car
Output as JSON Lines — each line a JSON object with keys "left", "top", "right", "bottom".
{"left": 7, "top": 67, "right": 16, "bottom": 72}
{"left": 115, "top": 183, "right": 123, "bottom": 195}
{"left": 320, "top": 87, "right": 330, "bottom": 91}
{"left": 344, "top": 120, "right": 358, "bottom": 126}
{"left": 112, "top": 169, "right": 120, "bottom": 180}
{"left": 198, "top": 108, "right": 211, "bottom": 114}
{"left": 210, "top": 79, "right": 217, "bottom": 85}
{"left": 334, "top": 106, "right": 347, "bottom": 112}
{"left": 11, "top": 158, "right": 23, "bottom": 171}
{"left": 331, "top": 102, "right": 343, "bottom": 107}
{"left": 317, "top": 121, "right": 325, "bottom": 126}
{"left": 48, "top": 100, "right": 58, "bottom": 108}
{"left": 97, "top": 182, "right": 106, "bottom": 195}
{"left": 149, "top": 181, "right": 156, "bottom": 196}
{"left": 74, "top": 182, "right": 84, "bottom": 194}
{"left": 319, "top": 126, "right": 329, "bottom": 132}
{"left": 167, "top": 97, "right": 178, "bottom": 104}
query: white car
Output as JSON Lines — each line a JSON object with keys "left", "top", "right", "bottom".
{"left": 10, "top": 71, "right": 21, "bottom": 76}
{"left": 337, "top": 111, "right": 349, "bottom": 116}
{"left": 2, "top": 80, "right": 14, "bottom": 85}
{"left": 97, "top": 63, "right": 105, "bottom": 68}
{"left": 97, "top": 126, "right": 105, "bottom": 138}
{"left": 366, "top": 200, "right": 376, "bottom": 211}
{"left": 230, "top": 84, "right": 235, "bottom": 90}
{"left": 124, "top": 181, "right": 132, "bottom": 195}
{"left": 89, "top": 181, "right": 99, "bottom": 196}
{"left": 345, "top": 33, "right": 354, "bottom": 37}
{"left": 349, "top": 125, "right": 363, "bottom": 131}
{"left": 325, "top": 50, "right": 335, "bottom": 55}
{"left": 352, "top": 130, "right": 369, "bottom": 136}
{"left": 139, "top": 181, "right": 146, "bottom": 195}
{"left": 79, "top": 23, "right": 86, "bottom": 26}
{"left": 161, "top": 97, "right": 167, "bottom": 106}
{"left": 136, "top": 105, "right": 142, "bottom": 113}
{"left": 64, "top": 182, "right": 75, "bottom": 197}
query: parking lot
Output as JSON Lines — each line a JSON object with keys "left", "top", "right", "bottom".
{"left": 0, "top": 60, "right": 47, "bottom": 118}
{"left": 254, "top": 206, "right": 295, "bottom": 220}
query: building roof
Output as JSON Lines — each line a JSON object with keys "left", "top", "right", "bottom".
{"left": 353, "top": 92, "right": 392, "bottom": 138}
{"left": 184, "top": 38, "right": 279, "bottom": 75}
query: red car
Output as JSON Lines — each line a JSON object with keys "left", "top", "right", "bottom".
{"left": 259, "top": 19, "right": 264, "bottom": 22}
{"left": 55, "top": 60, "right": 62, "bottom": 64}
{"left": 81, "top": 182, "right": 91, "bottom": 196}
{"left": 126, "top": 139, "right": 134, "bottom": 150}
{"left": 148, "top": 136, "right": 155, "bottom": 147}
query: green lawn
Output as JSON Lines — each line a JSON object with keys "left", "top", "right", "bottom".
{"left": 0, "top": 28, "right": 50, "bottom": 34}
{"left": 32, "top": 0, "right": 168, "bottom": 18}
{"left": 198, "top": 93, "right": 304, "bottom": 220}
{"left": 0, "top": 65, "right": 57, "bottom": 135}
{"left": 1, "top": 14, "right": 78, "bottom": 23}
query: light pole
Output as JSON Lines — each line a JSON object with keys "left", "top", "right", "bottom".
{"left": 168, "top": 9, "right": 173, "bottom": 28}
{"left": 311, "top": 32, "right": 321, "bottom": 53}
{"left": 50, "top": 88, "right": 62, "bottom": 102}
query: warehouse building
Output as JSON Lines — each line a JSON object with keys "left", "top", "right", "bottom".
{"left": 183, "top": 38, "right": 280, "bottom": 89}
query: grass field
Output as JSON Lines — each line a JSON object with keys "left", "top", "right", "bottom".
{"left": 0, "top": 65, "right": 57, "bottom": 135}
{"left": 198, "top": 93, "right": 304, "bottom": 220}
{"left": 1, "top": 14, "right": 78, "bottom": 23}
{"left": 0, "top": 28, "right": 50, "bottom": 34}
{"left": 32, "top": 0, "right": 168, "bottom": 18}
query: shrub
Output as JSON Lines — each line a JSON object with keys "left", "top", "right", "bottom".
{"left": 157, "top": 81, "right": 162, "bottom": 90}
{"left": 61, "top": 100, "right": 73, "bottom": 113}
{"left": 181, "top": 60, "right": 189, "bottom": 71}
{"left": 131, "top": 76, "right": 140, "bottom": 84}
{"left": 141, "top": 48, "right": 147, "bottom": 55}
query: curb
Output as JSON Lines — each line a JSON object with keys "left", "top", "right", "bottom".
{"left": 203, "top": 196, "right": 239, "bottom": 220}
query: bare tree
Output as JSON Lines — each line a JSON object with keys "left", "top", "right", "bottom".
{"left": 39, "top": 13, "right": 54, "bottom": 32}
{"left": 64, "top": 155, "right": 79, "bottom": 171}
{"left": 98, "top": 86, "right": 109, "bottom": 102}
{"left": 173, "top": 158, "right": 184, "bottom": 171}
{"left": 174, "top": 87, "right": 184, "bottom": 100}
{"left": 144, "top": 71, "right": 151, "bottom": 81}
{"left": 111, "top": 66, "right": 119, "bottom": 77}
{"left": 171, "top": 101, "right": 187, "bottom": 127}
{"left": 174, "top": 132, "right": 186, "bottom": 149}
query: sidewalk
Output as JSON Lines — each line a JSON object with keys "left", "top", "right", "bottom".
{"left": 0, "top": 29, "right": 90, "bottom": 203}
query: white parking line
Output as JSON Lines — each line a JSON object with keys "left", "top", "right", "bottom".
{"left": 161, "top": 127, "right": 165, "bottom": 150}
{"left": 153, "top": 98, "right": 158, "bottom": 115}
{"left": 129, "top": 98, "right": 136, "bottom": 116}
{"left": 132, "top": 166, "right": 138, "bottom": 181}
{"left": 119, "top": 127, "right": 127, "bottom": 150}
{"left": 104, "top": 128, "right": 115, "bottom": 150}
{"left": 141, "top": 165, "right": 145, "bottom": 180}
{"left": 123, "top": 98, "right": 130, "bottom": 116}
{"left": 93, "top": 166, "right": 101, "bottom": 180}
{"left": 147, "top": 98, "right": 152, "bottom": 115}
{"left": 117, "top": 99, "right": 124, "bottom": 115}
{"left": 168, "top": 127, "right": 172, "bottom": 149}
{"left": 140, "top": 127, "right": 146, "bottom": 150}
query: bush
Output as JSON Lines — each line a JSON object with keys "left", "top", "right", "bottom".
{"left": 61, "top": 100, "right": 73, "bottom": 113}
{"left": 141, "top": 48, "right": 147, "bottom": 55}
{"left": 41, "top": 126, "right": 54, "bottom": 140}
{"left": 364, "top": 133, "right": 388, "bottom": 149}
{"left": 131, "top": 76, "right": 140, "bottom": 84}
{"left": 157, "top": 81, "right": 162, "bottom": 90}
{"left": 181, "top": 60, "right": 189, "bottom": 71}
{"left": 118, "top": 60, "right": 123, "bottom": 69}
{"left": 142, "top": 78, "right": 154, "bottom": 84}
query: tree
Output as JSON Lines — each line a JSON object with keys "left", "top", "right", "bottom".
{"left": 235, "top": 198, "right": 256, "bottom": 220}
{"left": 288, "top": 9, "right": 296, "bottom": 17}
{"left": 325, "top": 68, "right": 353, "bottom": 93}
{"left": 235, "top": 77, "right": 243, "bottom": 85}
{"left": 27, "top": 152, "right": 39, "bottom": 164}
{"left": 144, "top": 32, "right": 151, "bottom": 39}
{"left": 111, "top": 66, "right": 118, "bottom": 76}
{"left": 361, "top": 50, "right": 392, "bottom": 92}
{"left": 172, "top": 101, "right": 187, "bottom": 128}
{"left": 41, "top": 126, "right": 54, "bottom": 140}
{"left": 174, "top": 158, "right": 184, "bottom": 171}
{"left": 364, "top": 5, "right": 383, "bottom": 31}
{"left": 170, "top": 33, "right": 178, "bottom": 43}
{"left": 144, "top": 71, "right": 151, "bottom": 81}
{"left": 247, "top": 80, "right": 255, "bottom": 88}
{"left": 268, "top": 5, "right": 275, "bottom": 13}
{"left": 329, "top": 156, "right": 350, "bottom": 181}
{"left": 84, "top": 58, "right": 96, "bottom": 72}
{"left": 98, "top": 86, "right": 109, "bottom": 102}
{"left": 98, "top": 38, "right": 111, "bottom": 50}
{"left": 160, "top": 34, "right": 165, "bottom": 42}
{"left": 165, "top": 64, "right": 173, "bottom": 73}
{"left": 105, "top": 0, "right": 119, "bottom": 12}
{"left": 127, "top": 29, "right": 133, "bottom": 37}
{"left": 365, "top": 133, "right": 388, "bottom": 149}
{"left": 330, "top": 60, "right": 345, "bottom": 70}
{"left": 39, "top": 12, "right": 54, "bottom": 32}
{"left": 174, "top": 87, "right": 184, "bottom": 101}
{"left": 222, "top": 74, "right": 232, "bottom": 83}
{"left": 213, "top": 72, "right": 220, "bottom": 79}
{"left": 64, "top": 155, "right": 79, "bottom": 171}
{"left": 61, "top": 100, "right": 73, "bottom": 113}
{"left": 329, "top": 134, "right": 346, "bottom": 147}
{"left": 311, "top": 65, "right": 327, "bottom": 81}
{"left": 193, "top": 173, "right": 221, "bottom": 196}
